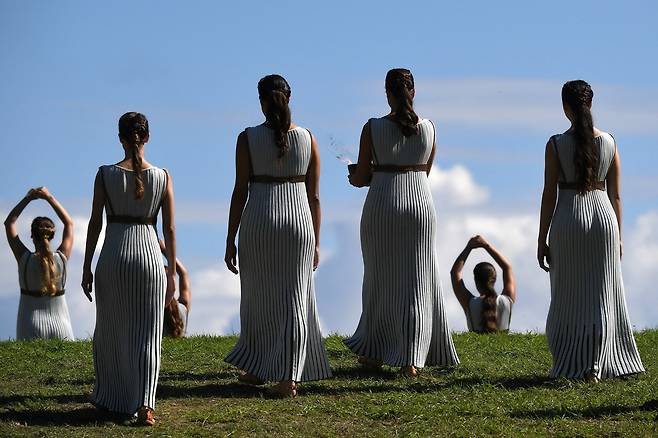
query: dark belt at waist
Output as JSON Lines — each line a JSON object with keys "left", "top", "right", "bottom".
{"left": 107, "top": 215, "right": 156, "bottom": 225}
{"left": 250, "top": 175, "right": 306, "bottom": 183}
{"left": 559, "top": 181, "right": 606, "bottom": 191}
{"left": 21, "top": 288, "right": 65, "bottom": 298}
{"left": 373, "top": 164, "right": 429, "bottom": 173}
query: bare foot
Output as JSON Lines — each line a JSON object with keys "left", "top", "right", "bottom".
{"left": 358, "top": 356, "right": 383, "bottom": 369}
{"left": 400, "top": 366, "right": 418, "bottom": 377}
{"left": 238, "top": 371, "right": 265, "bottom": 385}
{"left": 585, "top": 371, "right": 600, "bottom": 383}
{"left": 269, "top": 380, "right": 297, "bottom": 398}
{"left": 136, "top": 406, "right": 155, "bottom": 426}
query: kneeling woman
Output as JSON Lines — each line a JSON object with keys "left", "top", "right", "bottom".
{"left": 450, "top": 235, "right": 516, "bottom": 333}
{"left": 4, "top": 187, "right": 75, "bottom": 340}
{"left": 224, "top": 74, "right": 331, "bottom": 397}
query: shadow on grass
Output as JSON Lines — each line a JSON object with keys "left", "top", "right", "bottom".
{"left": 158, "top": 370, "right": 235, "bottom": 382}
{"left": 0, "top": 393, "right": 88, "bottom": 406}
{"left": 0, "top": 407, "right": 133, "bottom": 427}
{"left": 157, "top": 382, "right": 266, "bottom": 399}
{"left": 511, "top": 401, "right": 658, "bottom": 420}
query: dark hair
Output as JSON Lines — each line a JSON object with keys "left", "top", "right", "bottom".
{"left": 30, "top": 217, "right": 58, "bottom": 296}
{"left": 385, "top": 68, "right": 419, "bottom": 137}
{"left": 118, "top": 112, "right": 150, "bottom": 199}
{"left": 163, "top": 298, "right": 185, "bottom": 338}
{"left": 258, "top": 74, "right": 292, "bottom": 157}
{"left": 473, "top": 262, "right": 497, "bottom": 333}
{"left": 561, "top": 80, "right": 598, "bottom": 192}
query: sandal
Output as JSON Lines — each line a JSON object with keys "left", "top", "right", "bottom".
{"left": 238, "top": 371, "right": 265, "bottom": 386}
{"left": 267, "top": 380, "right": 297, "bottom": 398}
{"left": 358, "top": 356, "right": 383, "bottom": 369}
{"left": 136, "top": 406, "right": 155, "bottom": 426}
{"left": 400, "top": 366, "right": 418, "bottom": 378}
{"left": 585, "top": 371, "right": 600, "bottom": 384}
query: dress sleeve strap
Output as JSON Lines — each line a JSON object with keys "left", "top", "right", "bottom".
{"left": 368, "top": 119, "right": 380, "bottom": 165}
{"left": 98, "top": 166, "right": 115, "bottom": 215}
{"left": 551, "top": 136, "right": 567, "bottom": 183}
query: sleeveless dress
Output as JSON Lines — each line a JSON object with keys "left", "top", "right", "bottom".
{"left": 90, "top": 164, "right": 169, "bottom": 414}
{"left": 345, "top": 118, "right": 460, "bottom": 368}
{"left": 546, "top": 132, "right": 644, "bottom": 379}
{"left": 16, "top": 251, "right": 74, "bottom": 340}
{"left": 466, "top": 295, "right": 513, "bottom": 333}
{"left": 225, "top": 125, "right": 332, "bottom": 382}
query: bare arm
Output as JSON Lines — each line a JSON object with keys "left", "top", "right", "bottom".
{"left": 224, "top": 131, "right": 250, "bottom": 274}
{"left": 306, "top": 132, "right": 321, "bottom": 270}
{"left": 81, "top": 171, "right": 106, "bottom": 302}
{"left": 478, "top": 236, "right": 516, "bottom": 303}
{"left": 450, "top": 242, "right": 476, "bottom": 313}
{"left": 32, "top": 188, "right": 74, "bottom": 259}
{"left": 349, "top": 121, "right": 373, "bottom": 188}
{"left": 606, "top": 146, "right": 622, "bottom": 258}
{"left": 161, "top": 170, "right": 177, "bottom": 305}
{"left": 159, "top": 239, "right": 191, "bottom": 308}
{"left": 4, "top": 190, "right": 33, "bottom": 261}
{"left": 537, "top": 140, "right": 559, "bottom": 272}
{"left": 426, "top": 121, "right": 437, "bottom": 176}
{"left": 175, "top": 258, "right": 191, "bottom": 308}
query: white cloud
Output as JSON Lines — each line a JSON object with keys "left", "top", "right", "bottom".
{"left": 429, "top": 164, "right": 489, "bottom": 206}
{"left": 186, "top": 263, "right": 241, "bottom": 335}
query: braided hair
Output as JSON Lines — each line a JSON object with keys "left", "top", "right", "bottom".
{"left": 473, "top": 262, "right": 498, "bottom": 333}
{"left": 258, "top": 74, "right": 292, "bottom": 157}
{"left": 118, "top": 112, "right": 150, "bottom": 199}
{"left": 562, "top": 80, "right": 598, "bottom": 192}
{"left": 30, "top": 217, "right": 59, "bottom": 296}
{"left": 385, "top": 68, "right": 419, "bottom": 137}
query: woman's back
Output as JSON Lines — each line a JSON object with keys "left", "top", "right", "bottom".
{"left": 100, "top": 164, "right": 168, "bottom": 218}
{"left": 19, "top": 251, "right": 66, "bottom": 292}
{"left": 247, "top": 125, "right": 311, "bottom": 177}
{"left": 370, "top": 117, "right": 434, "bottom": 166}
{"left": 17, "top": 251, "right": 74, "bottom": 340}
{"left": 467, "top": 295, "right": 513, "bottom": 333}
{"left": 553, "top": 132, "right": 615, "bottom": 183}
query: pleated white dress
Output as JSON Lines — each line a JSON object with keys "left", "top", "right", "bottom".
{"left": 16, "top": 251, "right": 74, "bottom": 340}
{"left": 345, "top": 118, "right": 460, "bottom": 368}
{"left": 547, "top": 132, "right": 644, "bottom": 379}
{"left": 225, "top": 125, "right": 332, "bottom": 382}
{"left": 91, "top": 164, "right": 168, "bottom": 413}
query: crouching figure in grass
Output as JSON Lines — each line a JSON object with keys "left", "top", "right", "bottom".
{"left": 450, "top": 235, "right": 516, "bottom": 333}
{"left": 4, "top": 187, "right": 75, "bottom": 341}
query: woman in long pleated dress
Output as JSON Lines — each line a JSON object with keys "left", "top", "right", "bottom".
{"left": 345, "top": 68, "right": 459, "bottom": 376}
{"left": 81, "top": 112, "right": 176, "bottom": 425}
{"left": 537, "top": 80, "right": 644, "bottom": 381}
{"left": 224, "top": 74, "right": 331, "bottom": 397}
{"left": 4, "top": 187, "right": 75, "bottom": 340}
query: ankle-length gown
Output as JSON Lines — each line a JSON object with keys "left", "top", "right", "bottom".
{"left": 345, "top": 117, "right": 459, "bottom": 368}
{"left": 547, "top": 131, "right": 644, "bottom": 379}
{"left": 225, "top": 125, "right": 331, "bottom": 382}
{"left": 90, "top": 164, "right": 168, "bottom": 414}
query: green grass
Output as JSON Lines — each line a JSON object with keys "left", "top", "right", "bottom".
{"left": 1, "top": 332, "right": 658, "bottom": 437}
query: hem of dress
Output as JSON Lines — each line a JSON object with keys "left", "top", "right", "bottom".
{"left": 89, "top": 392, "right": 153, "bottom": 415}
{"left": 224, "top": 356, "right": 332, "bottom": 383}
{"left": 343, "top": 337, "right": 459, "bottom": 368}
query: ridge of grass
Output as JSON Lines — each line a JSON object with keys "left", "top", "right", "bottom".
{"left": 1, "top": 331, "right": 657, "bottom": 437}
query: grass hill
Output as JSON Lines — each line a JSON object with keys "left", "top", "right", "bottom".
{"left": 1, "top": 332, "right": 657, "bottom": 437}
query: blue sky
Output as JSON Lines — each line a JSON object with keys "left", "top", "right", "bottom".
{"left": 1, "top": 1, "right": 657, "bottom": 339}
